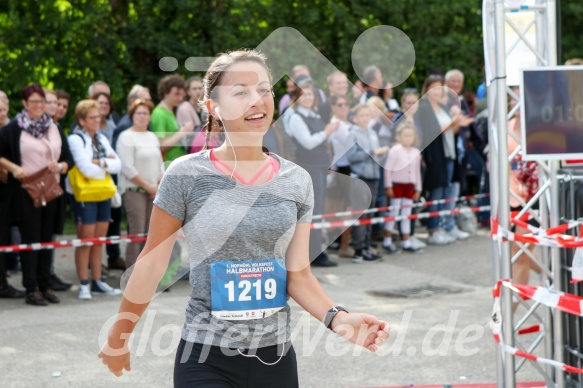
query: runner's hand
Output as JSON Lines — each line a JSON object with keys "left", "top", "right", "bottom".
{"left": 331, "top": 312, "right": 390, "bottom": 352}
{"left": 98, "top": 341, "right": 132, "bottom": 377}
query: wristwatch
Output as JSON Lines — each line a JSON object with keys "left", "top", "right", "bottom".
{"left": 323, "top": 306, "right": 348, "bottom": 330}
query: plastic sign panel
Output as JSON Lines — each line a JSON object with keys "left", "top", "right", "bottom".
{"left": 520, "top": 67, "right": 583, "bottom": 161}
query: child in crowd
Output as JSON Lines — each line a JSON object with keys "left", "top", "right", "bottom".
{"left": 346, "top": 104, "right": 389, "bottom": 263}
{"left": 383, "top": 124, "right": 423, "bottom": 253}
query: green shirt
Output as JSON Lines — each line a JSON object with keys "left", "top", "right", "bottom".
{"left": 150, "top": 106, "right": 186, "bottom": 162}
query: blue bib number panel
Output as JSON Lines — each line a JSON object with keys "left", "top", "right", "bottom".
{"left": 210, "top": 259, "right": 287, "bottom": 320}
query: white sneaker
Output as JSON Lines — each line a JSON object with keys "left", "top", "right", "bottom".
{"left": 447, "top": 226, "right": 470, "bottom": 240}
{"left": 78, "top": 284, "right": 92, "bottom": 300}
{"left": 409, "top": 236, "right": 427, "bottom": 249}
{"left": 91, "top": 280, "right": 122, "bottom": 296}
{"left": 427, "top": 230, "right": 453, "bottom": 245}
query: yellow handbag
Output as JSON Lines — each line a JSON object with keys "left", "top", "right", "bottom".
{"left": 68, "top": 166, "right": 117, "bottom": 202}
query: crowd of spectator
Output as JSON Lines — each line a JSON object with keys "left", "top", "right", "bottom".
{"left": 0, "top": 64, "right": 489, "bottom": 305}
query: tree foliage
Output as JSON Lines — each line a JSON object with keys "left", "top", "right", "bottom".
{"left": 0, "top": 0, "right": 578, "bottom": 124}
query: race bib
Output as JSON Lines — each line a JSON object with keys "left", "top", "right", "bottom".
{"left": 210, "top": 259, "right": 287, "bottom": 320}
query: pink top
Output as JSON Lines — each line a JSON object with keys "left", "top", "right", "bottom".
{"left": 210, "top": 150, "right": 280, "bottom": 186}
{"left": 383, "top": 144, "right": 422, "bottom": 192}
{"left": 20, "top": 123, "right": 62, "bottom": 181}
{"left": 191, "top": 131, "right": 221, "bottom": 154}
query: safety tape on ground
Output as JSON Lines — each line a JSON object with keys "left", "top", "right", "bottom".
{"left": 490, "top": 280, "right": 583, "bottom": 374}
{"left": 310, "top": 205, "right": 491, "bottom": 230}
{"left": 312, "top": 193, "right": 490, "bottom": 220}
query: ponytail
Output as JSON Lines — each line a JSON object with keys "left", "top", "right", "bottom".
{"left": 201, "top": 115, "right": 213, "bottom": 151}
{"left": 201, "top": 115, "right": 224, "bottom": 151}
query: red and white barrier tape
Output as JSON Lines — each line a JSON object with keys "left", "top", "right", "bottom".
{"left": 508, "top": 211, "right": 583, "bottom": 237}
{"left": 0, "top": 234, "right": 150, "bottom": 253}
{"left": 0, "top": 233, "right": 187, "bottom": 254}
{"left": 310, "top": 205, "right": 491, "bottom": 230}
{"left": 312, "top": 193, "right": 490, "bottom": 220}
{"left": 491, "top": 280, "right": 583, "bottom": 374}
{"left": 491, "top": 218, "right": 583, "bottom": 249}
{"left": 1, "top": 205, "right": 490, "bottom": 253}
{"left": 500, "top": 280, "right": 583, "bottom": 317}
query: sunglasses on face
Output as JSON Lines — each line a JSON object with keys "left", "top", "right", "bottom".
{"left": 335, "top": 102, "right": 349, "bottom": 107}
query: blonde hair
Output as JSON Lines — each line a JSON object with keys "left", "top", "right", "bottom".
{"left": 351, "top": 103, "right": 371, "bottom": 116}
{"left": 396, "top": 123, "right": 419, "bottom": 147}
{"left": 43, "top": 88, "right": 57, "bottom": 98}
{"left": 366, "top": 96, "right": 386, "bottom": 111}
{"left": 75, "top": 99, "right": 100, "bottom": 122}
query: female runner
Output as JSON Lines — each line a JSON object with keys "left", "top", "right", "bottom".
{"left": 99, "top": 49, "right": 390, "bottom": 387}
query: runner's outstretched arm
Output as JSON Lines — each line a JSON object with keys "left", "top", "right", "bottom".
{"left": 286, "top": 222, "right": 390, "bottom": 352}
{"left": 98, "top": 205, "right": 180, "bottom": 376}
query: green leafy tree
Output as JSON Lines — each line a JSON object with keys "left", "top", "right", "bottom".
{"left": 0, "top": 0, "right": 578, "bottom": 126}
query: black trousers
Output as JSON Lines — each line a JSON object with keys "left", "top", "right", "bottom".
{"left": 18, "top": 189, "right": 59, "bottom": 293}
{"left": 105, "top": 205, "right": 122, "bottom": 261}
{"left": 174, "top": 340, "right": 298, "bottom": 388}
{"left": 0, "top": 216, "right": 9, "bottom": 289}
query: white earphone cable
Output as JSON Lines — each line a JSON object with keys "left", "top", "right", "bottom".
{"left": 236, "top": 346, "right": 285, "bottom": 366}
{"left": 215, "top": 108, "right": 237, "bottom": 181}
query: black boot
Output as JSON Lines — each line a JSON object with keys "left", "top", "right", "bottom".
{"left": 50, "top": 274, "right": 72, "bottom": 291}
{"left": 0, "top": 284, "right": 25, "bottom": 298}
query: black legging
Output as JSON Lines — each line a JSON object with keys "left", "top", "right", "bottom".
{"left": 174, "top": 340, "right": 298, "bottom": 388}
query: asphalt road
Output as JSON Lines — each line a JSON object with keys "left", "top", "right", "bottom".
{"left": 0, "top": 228, "right": 545, "bottom": 387}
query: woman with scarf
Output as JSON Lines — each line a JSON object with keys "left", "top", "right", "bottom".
{"left": 0, "top": 85, "right": 74, "bottom": 306}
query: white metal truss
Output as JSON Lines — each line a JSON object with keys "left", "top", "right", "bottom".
{"left": 483, "top": 0, "right": 560, "bottom": 386}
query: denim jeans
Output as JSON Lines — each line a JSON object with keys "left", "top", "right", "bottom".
{"left": 426, "top": 160, "right": 456, "bottom": 232}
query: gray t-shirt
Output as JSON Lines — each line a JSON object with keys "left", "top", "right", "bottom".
{"left": 153, "top": 150, "right": 314, "bottom": 349}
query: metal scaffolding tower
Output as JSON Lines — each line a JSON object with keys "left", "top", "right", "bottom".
{"left": 483, "top": 0, "right": 560, "bottom": 386}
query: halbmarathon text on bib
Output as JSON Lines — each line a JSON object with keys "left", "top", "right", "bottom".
{"left": 210, "top": 259, "right": 287, "bottom": 320}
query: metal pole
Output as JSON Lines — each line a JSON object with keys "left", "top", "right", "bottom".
{"left": 487, "top": 80, "right": 504, "bottom": 387}
{"left": 493, "top": 1, "right": 515, "bottom": 386}
{"left": 532, "top": 0, "right": 556, "bottom": 381}
{"left": 544, "top": 1, "right": 564, "bottom": 386}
